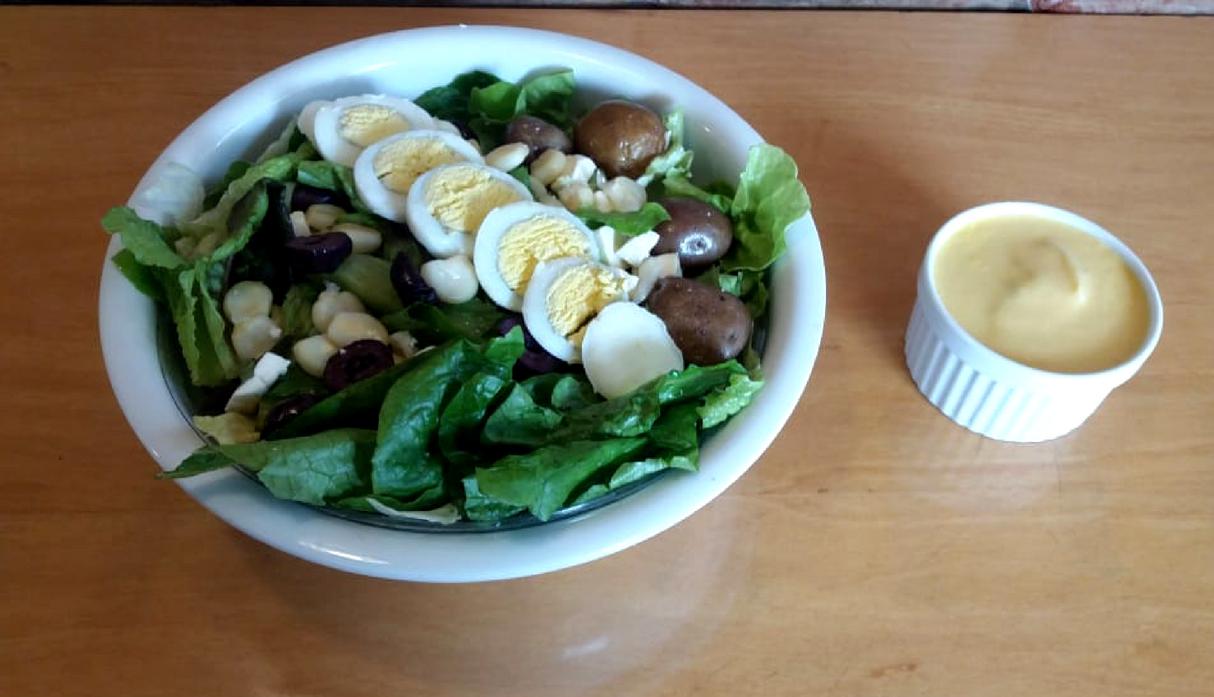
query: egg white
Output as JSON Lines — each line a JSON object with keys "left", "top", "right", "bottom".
{"left": 474, "top": 201, "right": 602, "bottom": 311}
{"left": 406, "top": 163, "right": 532, "bottom": 259}
{"left": 521, "top": 258, "right": 636, "bottom": 364}
{"left": 353, "top": 130, "right": 483, "bottom": 224}
{"left": 581, "top": 302, "right": 684, "bottom": 398}
{"left": 310, "top": 95, "right": 436, "bottom": 167}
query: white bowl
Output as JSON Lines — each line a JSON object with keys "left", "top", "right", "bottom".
{"left": 98, "top": 26, "right": 826, "bottom": 582}
{"left": 905, "top": 202, "right": 1162, "bottom": 442}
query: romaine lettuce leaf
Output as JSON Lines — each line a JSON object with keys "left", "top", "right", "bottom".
{"left": 658, "top": 175, "right": 733, "bottom": 213}
{"left": 472, "top": 437, "right": 647, "bottom": 521}
{"left": 438, "top": 371, "right": 510, "bottom": 466}
{"left": 640, "top": 109, "right": 693, "bottom": 184}
{"left": 698, "top": 373, "right": 764, "bottom": 429}
{"left": 295, "top": 160, "right": 369, "bottom": 212}
{"left": 415, "top": 70, "right": 502, "bottom": 123}
{"left": 482, "top": 384, "right": 563, "bottom": 447}
{"left": 464, "top": 69, "right": 576, "bottom": 148}
{"left": 722, "top": 144, "right": 811, "bottom": 272}
{"left": 371, "top": 341, "right": 481, "bottom": 499}
{"left": 110, "top": 249, "right": 164, "bottom": 301}
{"left": 576, "top": 202, "right": 670, "bottom": 236}
{"left": 382, "top": 298, "right": 505, "bottom": 344}
{"left": 163, "top": 429, "right": 376, "bottom": 506}
{"left": 184, "top": 151, "right": 304, "bottom": 238}
{"left": 101, "top": 207, "right": 184, "bottom": 269}
{"left": 269, "top": 357, "right": 418, "bottom": 439}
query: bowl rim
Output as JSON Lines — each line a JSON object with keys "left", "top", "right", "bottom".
{"left": 98, "top": 24, "right": 827, "bottom": 582}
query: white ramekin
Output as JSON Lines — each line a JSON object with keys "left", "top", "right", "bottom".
{"left": 904, "top": 202, "right": 1163, "bottom": 443}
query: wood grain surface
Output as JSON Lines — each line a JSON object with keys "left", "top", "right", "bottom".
{"left": 1, "top": 7, "right": 1212, "bottom": 697}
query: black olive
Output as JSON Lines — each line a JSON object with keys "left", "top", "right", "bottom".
{"left": 390, "top": 252, "right": 438, "bottom": 305}
{"left": 323, "top": 339, "right": 394, "bottom": 391}
{"left": 654, "top": 197, "right": 735, "bottom": 270}
{"left": 496, "top": 315, "right": 567, "bottom": 377}
{"left": 283, "top": 232, "right": 352, "bottom": 275}
{"left": 646, "top": 277, "right": 751, "bottom": 365}
{"left": 505, "top": 115, "right": 573, "bottom": 164}
{"left": 290, "top": 184, "right": 346, "bottom": 212}
{"left": 262, "top": 393, "right": 322, "bottom": 435}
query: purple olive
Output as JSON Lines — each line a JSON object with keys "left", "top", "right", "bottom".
{"left": 323, "top": 339, "right": 394, "bottom": 391}
{"left": 290, "top": 184, "right": 345, "bottom": 212}
{"left": 496, "top": 315, "right": 567, "bottom": 377}
{"left": 262, "top": 393, "right": 322, "bottom": 434}
{"left": 284, "top": 232, "right": 352, "bottom": 275}
{"left": 505, "top": 115, "right": 573, "bottom": 164}
{"left": 390, "top": 252, "right": 438, "bottom": 305}
{"left": 654, "top": 197, "right": 734, "bottom": 270}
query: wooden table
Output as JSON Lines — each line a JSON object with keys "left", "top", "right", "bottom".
{"left": 2, "top": 7, "right": 1212, "bottom": 696}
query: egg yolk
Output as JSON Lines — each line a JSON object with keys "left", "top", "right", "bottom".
{"left": 425, "top": 165, "right": 525, "bottom": 233}
{"left": 498, "top": 217, "right": 591, "bottom": 292}
{"left": 339, "top": 105, "right": 410, "bottom": 147}
{"left": 373, "top": 138, "right": 465, "bottom": 194}
{"left": 546, "top": 264, "right": 633, "bottom": 341}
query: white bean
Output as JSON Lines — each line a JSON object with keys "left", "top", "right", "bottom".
{"left": 223, "top": 280, "right": 273, "bottom": 324}
{"left": 332, "top": 222, "right": 382, "bottom": 254}
{"left": 388, "top": 330, "right": 419, "bottom": 360}
{"left": 305, "top": 204, "right": 344, "bottom": 231}
{"left": 289, "top": 211, "right": 310, "bottom": 237}
{"left": 602, "top": 176, "right": 647, "bottom": 213}
{"left": 553, "top": 154, "right": 596, "bottom": 190}
{"left": 593, "top": 190, "right": 613, "bottom": 213}
{"left": 631, "top": 253, "right": 682, "bottom": 302}
{"left": 325, "top": 311, "right": 389, "bottom": 347}
{"left": 530, "top": 149, "right": 567, "bottom": 185}
{"left": 311, "top": 286, "right": 365, "bottom": 333}
{"left": 527, "top": 175, "right": 561, "bottom": 207}
{"left": 485, "top": 142, "right": 530, "bottom": 172}
{"left": 420, "top": 255, "right": 479, "bottom": 304}
{"left": 558, "top": 182, "right": 594, "bottom": 212}
{"left": 292, "top": 335, "right": 338, "bottom": 377}
{"left": 231, "top": 316, "right": 282, "bottom": 362}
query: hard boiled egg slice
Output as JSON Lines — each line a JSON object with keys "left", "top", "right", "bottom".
{"left": 474, "top": 201, "right": 602, "bottom": 311}
{"left": 406, "top": 163, "right": 532, "bottom": 259}
{"left": 522, "top": 258, "right": 638, "bottom": 364}
{"left": 353, "top": 130, "right": 483, "bottom": 224}
{"left": 309, "top": 95, "right": 436, "bottom": 167}
{"left": 582, "top": 302, "right": 684, "bottom": 399}
{"left": 297, "top": 100, "right": 327, "bottom": 144}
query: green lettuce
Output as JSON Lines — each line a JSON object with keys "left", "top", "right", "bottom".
{"left": 101, "top": 207, "right": 184, "bottom": 269}
{"left": 659, "top": 175, "right": 733, "bottom": 213}
{"left": 698, "top": 373, "right": 764, "bottom": 429}
{"left": 164, "top": 429, "right": 376, "bottom": 506}
{"left": 382, "top": 298, "right": 505, "bottom": 344}
{"left": 471, "top": 438, "right": 647, "bottom": 521}
{"left": 576, "top": 202, "right": 670, "bottom": 236}
{"left": 184, "top": 151, "right": 305, "bottom": 238}
{"left": 370, "top": 341, "right": 482, "bottom": 499}
{"left": 415, "top": 70, "right": 502, "bottom": 123}
{"left": 721, "top": 144, "right": 812, "bottom": 272}
{"left": 464, "top": 69, "right": 576, "bottom": 148}
{"left": 641, "top": 109, "right": 693, "bottom": 183}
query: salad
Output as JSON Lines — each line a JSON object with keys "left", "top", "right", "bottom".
{"left": 102, "top": 68, "right": 811, "bottom": 526}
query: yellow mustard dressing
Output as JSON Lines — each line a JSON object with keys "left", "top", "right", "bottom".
{"left": 933, "top": 214, "right": 1150, "bottom": 373}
